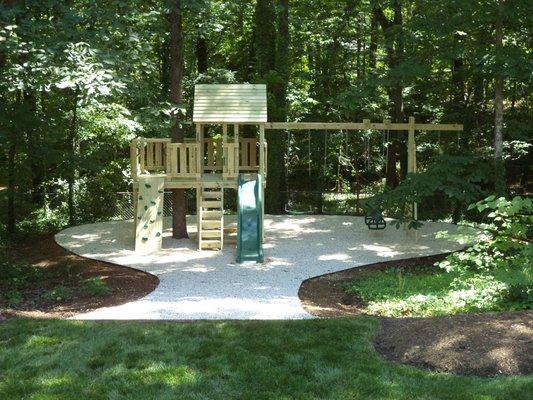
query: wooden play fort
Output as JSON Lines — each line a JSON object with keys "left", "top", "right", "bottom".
{"left": 130, "top": 84, "right": 462, "bottom": 262}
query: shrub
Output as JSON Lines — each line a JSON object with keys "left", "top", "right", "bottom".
{"left": 5, "top": 290, "right": 22, "bottom": 308}
{"left": 0, "top": 256, "right": 45, "bottom": 291}
{"left": 82, "top": 277, "right": 112, "bottom": 296}
{"left": 42, "top": 286, "right": 73, "bottom": 302}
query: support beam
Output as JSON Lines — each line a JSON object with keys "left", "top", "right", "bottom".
{"left": 263, "top": 121, "right": 463, "bottom": 132}
{"left": 407, "top": 116, "right": 418, "bottom": 221}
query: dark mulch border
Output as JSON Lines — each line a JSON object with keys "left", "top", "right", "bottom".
{"left": 1, "top": 235, "right": 159, "bottom": 320}
{"left": 298, "top": 253, "right": 533, "bottom": 377}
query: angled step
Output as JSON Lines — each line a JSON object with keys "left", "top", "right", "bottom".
{"left": 201, "top": 229, "right": 221, "bottom": 239}
{"left": 202, "top": 210, "right": 223, "bottom": 219}
{"left": 202, "top": 191, "right": 222, "bottom": 199}
{"left": 202, "top": 220, "right": 221, "bottom": 229}
{"left": 201, "top": 240, "right": 222, "bottom": 250}
{"left": 202, "top": 201, "right": 222, "bottom": 209}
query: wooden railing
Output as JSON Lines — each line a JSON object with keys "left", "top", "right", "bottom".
{"left": 131, "top": 137, "right": 263, "bottom": 180}
{"left": 166, "top": 143, "right": 200, "bottom": 178}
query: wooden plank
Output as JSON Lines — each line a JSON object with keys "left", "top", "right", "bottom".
{"left": 139, "top": 140, "right": 146, "bottom": 173}
{"left": 146, "top": 143, "right": 154, "bottom": 167}
{"left": 137, "top": 138, "right": 171, "bottom": 143}
{"left": 179, "top": 144, "right": 187, "bottom": 174}
{"left": 249, "top": 141, "right": 257, "bottom": 167}
{"left": 130, "top": 140, "right": 139, "bottom": 180}
{"left": 207, "top": 140, "right": 214, "bottom": 167}
{"left": 203, "top": 200, "right": 222, "bottom": 208}
{"left": 170, "top": 144, "right": 178, "bottom": 175}
{"left": 189, "top": 145, "right": 197, "bottom": 174}
{"left": 155, "top": 142, "right": 162, "bottom": 166}
{"left": 165, "top": 143, "right": 171, "bottom": 175}
{"left": 263, "top": 122, "right": 463, "bottom": 131}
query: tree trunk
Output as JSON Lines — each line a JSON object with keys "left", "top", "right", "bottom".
{"left": 374, "top": 2, "right": 405, "bottom": 187}
{"left": 274, "top": 0, "right": 289, "bottom": 212}
{"left": 169, "top": 0, "right": 188, "bottom": 238}
{"left": 196, "top": 25, "right": 208, "bottom": 74}
{"left": 494, "top": 0, "right": 505, "bottom": 194}
{"left": 68, "top": 86, "right": 79, "bottom": 225}
{"left": 7, "top": 132, "right": 15, "bottom": 234}
{"left": 368, "top": 12, "right": 378, "bottom": 71}
{"left": 255, "top": 0, "right": 283, "bottom": 213}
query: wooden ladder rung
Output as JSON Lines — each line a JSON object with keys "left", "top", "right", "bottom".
{"left": 202, "top": 210, "right": 222, "bottom": 218}
{"left": 201, "top": 230, "right": 221, "bottom": 238}
{"left": 201, "top": 240, "right": 222, "bottom": 249}
{"left": 202, "top": 220, "right": 221, "bottom": 229}
{"left": 202, "top": 191, "right": 222, "bottom": 199}
{"left": 202, "top": 201, "right": 222, "bottom": 209}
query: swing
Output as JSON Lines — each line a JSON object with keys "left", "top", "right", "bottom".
{"left": 364, "top": 126, "right": 388, "bottom": 230}
{"left": 365, "top": 210, "right": 386, "bottom": 230}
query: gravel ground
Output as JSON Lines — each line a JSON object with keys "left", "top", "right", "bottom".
{"left": 55, "top": 215, "right": 467, "bottom": 320}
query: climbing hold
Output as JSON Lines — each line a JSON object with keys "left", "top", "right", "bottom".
{"left": 145, "top": 183, "right": 151, "bottom": 188}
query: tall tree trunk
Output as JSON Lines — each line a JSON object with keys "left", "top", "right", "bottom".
{"left": 3, "top": 0, "right": 15, "bottom": 234}
{"left": 196, "top": 24, "right": 208, "bottom": 74}
{"left": 274, "top": 0, "right": 289, "bottom": 212}
{"left": 374, "top": 2, "right": 405, "bottom": 188}
{"left": 368, "top": 12, "right": 378, "bottom": 72}
{"left": 255, "top": 0, "right": 282, "bottom": 213}
{"left": 169, "top": 0, "right": 188, "bottom": 238}
{"left": 494, "top": 0, "right": 505, "bottom": 194}
{"left": 7, "top": 133, "right": 15, "bottom": 234}
{"left": 68, "top": 86, "right": 79, "bottom": 225}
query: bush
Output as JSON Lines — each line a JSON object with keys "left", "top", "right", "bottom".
{"left": 82, "top": 277, "right": 112, "bottom": 296}
{"left": 42, "top": 286, "right": 73, "bottom": 302}
{"left": 343, "top": 195, "right": 532, "bottom": 317}
{"left": 5, "top": 290, "right": 22, "bottom": 308}
{"left": 0, "top": 256, "right": 45, "bottom": 291}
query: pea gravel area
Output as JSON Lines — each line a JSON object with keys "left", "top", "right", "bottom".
{"left": 55, "top": 215, "right": 466, "bottom": 320}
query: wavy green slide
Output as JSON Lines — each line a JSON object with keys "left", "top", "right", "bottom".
{"left": 236, "top": 173, "right": 264, "bottom": 263}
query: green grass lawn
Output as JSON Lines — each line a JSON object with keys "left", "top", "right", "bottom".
{"left": 342, "top": 265, "right": 533, "bottom": 317}
{"left": 0, "top": 318, "right": 531, "bottom": 399}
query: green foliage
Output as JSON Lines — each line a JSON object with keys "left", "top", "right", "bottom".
{"left": 365, "top": 154, "right": 493, "bottom": 226}
{"left": 82, "top": 277, "right": 112, "bottom": 297}
{"left": 345, "top": 196, "right": 532, "bottom": 316}
{"left": 4, "top": 290, "right": 22, "bottom": 308}
{"left": 0, "top": 256, "right": 45, "bottom": 292}
{"left": 1, "top": 0, "right": 530, "bottom": 234}
{"left": 343, "top": 265, "right": 532, "bottom": 317}
{"left": 42, "top": 285, "right": 73, "bottom": 302}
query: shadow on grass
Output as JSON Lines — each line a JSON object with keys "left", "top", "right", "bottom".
{"left": 0, "top": 318, "right": 531, "bottom": 400}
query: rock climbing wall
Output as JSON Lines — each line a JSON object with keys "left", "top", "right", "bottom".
{"left": 135, "top": 174, "right": 165, "bottom": 253}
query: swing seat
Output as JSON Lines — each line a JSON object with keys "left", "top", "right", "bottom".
{"left": 365, "top": 212, "right": 386, "bottom": 230}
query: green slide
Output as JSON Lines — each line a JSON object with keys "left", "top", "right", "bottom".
{"left": 236, "top": 173, "right": 264, "bottom": 263}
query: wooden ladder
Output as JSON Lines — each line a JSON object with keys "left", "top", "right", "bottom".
{"left": 198, "top": 188, "right": 224, "bottom": 250}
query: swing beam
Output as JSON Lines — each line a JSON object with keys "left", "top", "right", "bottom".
{"left": 265, "top": 117, "right": 463, "bottom": 221}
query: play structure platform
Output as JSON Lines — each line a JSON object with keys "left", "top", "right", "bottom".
{"left": 130, "top": 83, "right": 463, "bottom": 262}
{"left": 131, "top": 84, "right": 267, "bottom": 260}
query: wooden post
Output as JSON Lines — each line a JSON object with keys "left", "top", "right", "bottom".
{"left": 235, "top": 124, "right": 240, "bottom": 176}
{"left": 196, "top": 123, "right": 202, "bottom": 246}
{"left": 196, "top": 123, "right": 203, "bottom": 175}
{"left": 259, "top": 124, "right": 265, "bottom": 241}
{"left": 407, "top": 116, "right": 418, "bottom": 220}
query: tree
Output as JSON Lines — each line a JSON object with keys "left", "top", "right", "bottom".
{"left": 169, "top": 0, "right": 188, "bottom": 239}
{"left": 493, "top": 0, "right": 505, "bottom": 195}
{"left": 372, "top": 1, "right": 406, "bottom": 188}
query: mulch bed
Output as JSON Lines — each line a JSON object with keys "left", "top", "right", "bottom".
{"left": 299, "top": 254, "right": 533, "bottom": 377}
{"left": 1, "top": 235, "right": 159, "bottom": 320}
